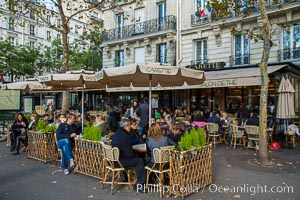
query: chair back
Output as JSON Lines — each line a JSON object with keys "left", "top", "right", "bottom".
{"left": 245, "top": 125, "right": 259, "bottom": 138}
{"left": 102, "top": 143, "right": 120, "bottom": 162}
{"left": 207, "top": 123, "right": 219, "bottom": 133}
{"left": 153, "top": 146, "right": 174, "bottom": 164}
{"left": 229, "top": 124, "right": 239, "bottom": 136}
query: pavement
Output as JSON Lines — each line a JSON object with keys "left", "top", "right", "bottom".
{"left": 0, "top": 141, "right": 299, "bottom": 200}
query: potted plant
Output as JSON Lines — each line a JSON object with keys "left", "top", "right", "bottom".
{"left": 83, "top": 125, "right": 102, "bottom": 141}
{"left": 178, "top": 127, "right": 206, "bottom": 151}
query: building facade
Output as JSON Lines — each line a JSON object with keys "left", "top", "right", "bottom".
{"left": 0, "top": 0, "right": 101, "bottom": 83}
{"left": 101, "top": 0, "right": 300, "bottom": 117}
{"left": 101, "top": 0, "right": 177, "bottom": 68}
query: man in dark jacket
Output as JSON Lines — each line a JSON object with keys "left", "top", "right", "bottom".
{"left": 207, "top": 112, "right": 225, "bottom": 135}
{"left": 111, "top": 119, "right": 146, "bottom": 193}
{"left": 56, "top": 114, "right": 77, "bottom": 175}
{"left": 136, "top": 97, "right": 149, "bottom": 133}
{"left": 246, "top": 112, "right": 260, "bottom": 126}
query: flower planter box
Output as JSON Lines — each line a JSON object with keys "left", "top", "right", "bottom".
{"left": 170, "top": 144, "right": 212, "bottom": 198}
{"left": 27, "top": 131, "right": 58, "bottom": 163}
{"left": 74, "top": 138, "right": 104, "bottom": 180}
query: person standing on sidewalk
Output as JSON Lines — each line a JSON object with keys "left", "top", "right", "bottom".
{"left": 56, "top": 114, "right": 77, "bottom": 175}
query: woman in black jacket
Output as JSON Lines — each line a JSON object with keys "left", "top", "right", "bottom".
{"left": 11, "top": 112, "right": 29, "bottom": 154}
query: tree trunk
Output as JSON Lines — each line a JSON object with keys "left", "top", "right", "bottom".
{"left": 258, "top": 0, "right": 273, "bottom": 165}
{"left": 62, "top": 91, "right": 70, "bottom": 113}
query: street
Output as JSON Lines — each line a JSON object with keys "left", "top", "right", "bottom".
{"left": 1, "top": 141, "right": 299, "bottom": 200}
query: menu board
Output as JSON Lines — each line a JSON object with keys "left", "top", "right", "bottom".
{"left": 0, "top": 90, "right": 21, "bottom": 110}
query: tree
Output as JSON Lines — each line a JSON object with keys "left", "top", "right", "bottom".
{"left": 4, "top": 0, "right": 104, "bottom": 112}
{"left": 0, "top": 40, "right": 41, "bottom": 81}
{"left": 209, "top": 0, "right": 280, "bottom": 165}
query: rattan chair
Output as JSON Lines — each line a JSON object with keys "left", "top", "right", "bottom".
{"left": 206, "top": 123, "right": 221, "bottom": 147}
{"left": 102, "top": 143, "right": 136, "bottom": 195}
{"left": 245, "top": 125, "right": 260, "bottom": 151}
{"left": 230, "top": 124, "right": 246, "bottom": 149}
{"left": 54, "top": 133, "right": 62, "bottom": 165}
{"left": 145, "top": 146, "right": 174, "bottom": 198}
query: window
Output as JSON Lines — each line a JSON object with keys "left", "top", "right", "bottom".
{"left": 46, "top": 31, "right": 51, "bottom": 41}
{"left": 57, "top": 19, "right": 61, "bottom": 27}
{"left": 8, "top": 17, "right": 15, "bottom": 30}
{"left": 134, "top": 8, "right": 145, "bottom": 34}
{"left": 158, "top": 2, "right": 167, "bottom": 31}
{"left": 29, "top": 24, "right": 35, "bottom": 35}
{"left": 115, "top": 50, "right": 124, "bottom": 67}
{"left": 57, "top": 33, "right": 61, "bottom": 40}
{"left": 282, "top": 24, "right": 300, "bottom": 60}
{"left": 234, "top": 34, "right": 249, "bottom": 65}
{"left": 194, "top": 39, "right": 208, "bottom": 64}
{"left": 46, "top": 15, "right": 51, "bottom": 23}
{"left": 29, "top": 41, "right": 35, "bottom": 49}
{"left": 116, "top": 14, "right": 124, "bottom": 38}
{"left": 135, "top": 47, "right": 145, "bottom": 64}
{"left": 75, "top": 25, "right": 78, "bottom": 34}
{"left": 195, "top": 0, "right": 208, "bottom": 11}
{"left": 91, "top": 12, "right": 98, "bottom": 21}
{"left": 8, "top": 37, "right": 15, "bottom": 45}
{"left": 157, "top": 43, "right": 167, "bottom": 64}
{"left": 30, "top": 11, "right": 35, "bottom": 19}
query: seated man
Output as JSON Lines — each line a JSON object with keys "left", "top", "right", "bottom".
{"left": 167, "top": 123, "right": 184, "bottom": 148}
{"left": 207, "top": 111, "right": 224, "bottom": 135}
{"left": 56, "top": 114, "right": 77, "bottom": 175}
{"left": 111, "top": 119, "right": 146, "bottom": 193}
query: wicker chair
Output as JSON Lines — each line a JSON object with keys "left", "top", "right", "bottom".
{"left": 145, "top": 146, "right": 174, "bottom": 198}
{"left": 245, "top": 125, "right": 260, "bottom": 151}
{"left": 54, "top": 133, "right": 62, "bottom": 165}
{"left": 206, "top": 123, "right": 221, "bottom": 147}
{"left": 230, "top": 124, "right": 246, "bottom": 149}
{"left": 102, "top": 143, "right": 136, "bottom": 195}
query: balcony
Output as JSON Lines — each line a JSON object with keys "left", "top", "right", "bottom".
{"left": 278, "top": 48, "right": 300, "bottom": 61}
{"left": 192, "top": 0, "right": 300, "bottom": 25}
{"left": 231, "top": 54, "right": 250, "bottom": 66}
{"left": 103, "top": 15, "right": 176, "bottom": 42}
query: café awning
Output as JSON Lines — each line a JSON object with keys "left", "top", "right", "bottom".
{"left": 106, "top": 64, "right": 287, "bottom": 92}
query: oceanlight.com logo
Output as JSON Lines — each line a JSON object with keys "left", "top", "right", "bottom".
{"left": 208, "top": 184, "right": 294, "bottom": 196}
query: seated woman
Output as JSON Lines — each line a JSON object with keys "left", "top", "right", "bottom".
{"left": 146, "top": 123, "right": 168, "bottom": 167}
{"left": 11, "top": 112, "right": 29, "bottom": 155}
{"left": 94, "top": 115, "right": 109, "bottom": 136}
{"left": 129, "top": 118, "right": 140, "bottom": 145}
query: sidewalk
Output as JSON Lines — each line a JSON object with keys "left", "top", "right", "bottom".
{"left": 0, "top": 141, "right": 299, "bottom": 200}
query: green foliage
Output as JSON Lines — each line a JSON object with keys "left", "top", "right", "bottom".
{"left": 0, "top": 40, "right": 41, "bottom": 78}
{"left": 178, "top": 128, "right": 206, "bottom": 151}
{"left": 44, "top": 124, "right": 56, "bottom": 133}
{"left": 178, "top": 132, "right": 192, "bottom": 151}
{"left": 36, "top": 119, "right": 46, "bottom": 132}
{"left": 83, "top": 125, "right": 102, "bottom": 141}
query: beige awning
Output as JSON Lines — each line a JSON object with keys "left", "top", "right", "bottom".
{"left": 106, "top": 65, "right": 287, "bottom": 92}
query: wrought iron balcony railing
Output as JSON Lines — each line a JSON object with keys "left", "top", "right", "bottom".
{"left": 231, "top": 54, "right": 250, "bottom": 66}
{"left": 103, "top": 15, "right": 176, "bottom": 42}
{"left": 192, "top": 0, "right": 300, "bottom": 25}
{"left": 278, "top": 48, "right": 300, "bottom": 61}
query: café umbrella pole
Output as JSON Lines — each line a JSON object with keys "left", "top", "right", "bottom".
{"left": 149, "top": 75, "right": 152, "bottom": 128}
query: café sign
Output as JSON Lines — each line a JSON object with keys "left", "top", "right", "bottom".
{"left": 190, "top": 62, "right": 226, "bottom": 71}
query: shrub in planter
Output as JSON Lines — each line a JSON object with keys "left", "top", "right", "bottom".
{"left": 36, "top": 119, "right": 46, "bottom": 132}
{"left": 178, "top": 127, "right": 206, "bottom": 151}
{"left": 83, "top": 125, "right": 102, "bottom": 141}
{"left": 44, "top": 124, "right": 56, "bottom": 133}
